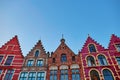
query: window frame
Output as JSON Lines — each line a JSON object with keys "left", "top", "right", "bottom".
{"left": 4, "top": 69, "right": 14, "bottom": 80}
{"left": 37, "top": 72, "right": 45, "bottom": 80}
{"left": 87, "top": 56, "right": 96, "bottom": 67}
{"left": 103, "top": 69, "right": 114, "bottom": 80}
{"left": 60, "top": 69, "right": 68, "bottom": 80}
{"left": 35, "top": 50, "right": 40, "bottom": 57}
{"left": 50, "top": 70, "right": 57, "bottom": 80}
{"left": 4, "top": 56, "right": 14, "bottom": 66}
{"left": 98, "top": 55, "right": 108, "bottom": 66}
{"left": 88, "top": 44, "right": 97, "bottom": 53}
{"left": 19, "top": 72, "right": 28, "bottom": 80}
{"left": 36, "top": 59, "right": 44, "bottom": 67}
{"left": 90, "top": 70, "right": 100, "bottom": 80}
{"left": 28, "top": 72, "right": 36, "bottom": 80}
{"left": 27, "top": 60, "right": 34, "bottom": 67}
{"left": 61, "top": 54, "right": 67, "bottom": 62}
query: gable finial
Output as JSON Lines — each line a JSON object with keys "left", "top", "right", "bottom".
{"left": 60, "top": 34, "right": 65, "bottom": 43}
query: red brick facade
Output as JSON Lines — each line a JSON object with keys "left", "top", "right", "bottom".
{"left": 47, "top": 38, "right": 82, "bottom": 80}
{"left": 0, "top": 36, "right": 24, "bottom": 80}
{"left": 0, "top": 34, "right": 120, "bottom": 80}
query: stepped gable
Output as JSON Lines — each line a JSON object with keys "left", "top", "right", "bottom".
{"left": 26, "top": 40, "right": 46, "bottom": 57}
{"left": 81, "top": 35, "right": 105, "bottom": 53}
{"left": 0, "top": 35, "right": 22, "bottom": 52}
{"left": 53, "top": 38, "right": 75, "bottom": 56}
{"left": 108, "top": 34, "right": 120, "bottom": 50}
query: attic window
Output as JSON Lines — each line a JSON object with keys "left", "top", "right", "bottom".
{"left": 89, "top": 44, "right": 96, "bottom": 53}
{"left": 61, "top": 54, "right": 67, "bottom": 62}
{"left": 116, "top": 44, "right": 120, "bottom": 52}
{"left": 35, "top": 50, "right": 39, "bottom": 57}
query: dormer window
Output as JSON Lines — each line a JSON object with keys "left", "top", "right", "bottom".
{"left": 35, "top": 50, "right": 39, "bottom": 57}
{"left": 89, "top": 44, "right": 96, "bottom": 53}
{"left": 116, "top": 44, "right": 120, "bottom": 52}
{"left": 61, "top": 54, "right": 67, "bottom": 62}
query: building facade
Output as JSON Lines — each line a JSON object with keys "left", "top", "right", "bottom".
{"left": 0, "top": 36, "right": 24, "bottom": 80}
{"left": 47, "top": 38, "right": 82, "bottom": 80}
{"left": 19, "top": 40, "right": 48, "bottom": 80}
{"left": 79, "top": 34, "right": 120, "bottom": 80}
{"left": 0, "top": 34, "right": 120, "bottom": 80}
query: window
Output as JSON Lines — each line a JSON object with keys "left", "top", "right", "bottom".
{"left": 0, "top": 69, "right": 2, "bottom": 75}
{"left": 90, "top": 70, "right": 100, "bottom": 80}
{"left": 103, "top": 69, "right": 114, "bottom": 80}
{"left": 36, "top": 60, "right": 43, "bottom": 67}
{"left": 4, "top": 70, "right": 14, "bottom": 80}
{"left": 53, "top": 58, "right": 55, "bottom": 63}
{"left": 87, "top": 56, "right": 96, "bottom": 66}
{"left": 27, "top": 60, "right": 34, "bottom": 67}
{"left": 61, "top": 54, "right": 67, "bottom": 62}
{"left": 35, "top": 50, "right": 39, "bottom": 57}
{"left": 37, "top": 72, "right": 45, "bottom": 80}
{"left": 89, "top": 44, "right": 96, "bottom": 53}
{"left": 28, "top": 72, "right": 36, "bottom": 80}
{"left": 98, "top": 55, "right": 108, "bottom": 65}
{"left": 60, "top": 70, "right": 68, "bottom": 80}
{"left": 72, "top": 56, "right": 75, "bottom": 61}
{"left": 19, "top": 72, "right": 28, "bottom": 80}
{"left": 116, "top": 44, "right": 120, "bottom": 52}
{"left": 116, "top": 57, "right": 120, "bottom": 65}
{"left": 50, "top": 70, "right": 57, "bottom": 80}
{"left": 0, "top": 56, "right": 3, "bottom": 63}
{"left": 72, "top": 69, "right": 80, "bottom": 80}
{"left": 4, "top": 56, "right": 14, "bottom": 65}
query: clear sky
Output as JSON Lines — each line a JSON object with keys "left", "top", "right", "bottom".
{"left": 0, "top": 0, "right": 120, "bottom": 56}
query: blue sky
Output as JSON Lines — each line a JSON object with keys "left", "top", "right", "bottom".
{"left": 0, "top": 0, "right": 120, "bottom": 56}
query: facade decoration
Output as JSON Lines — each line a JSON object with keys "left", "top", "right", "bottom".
{"left": 0, "top": 34, "right": 120, "bottom": 80}
{"left": 0, "top": 36, "right": 24, "bottom": 80}
{"left": 19, "top": 40, "right": 48, "bottom": 80}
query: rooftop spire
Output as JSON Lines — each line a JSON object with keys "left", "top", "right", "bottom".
{"left": 60, "top": 34, "right": 65, "bottom": 43}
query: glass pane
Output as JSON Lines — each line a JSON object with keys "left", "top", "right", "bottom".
{"left": 0, "top": 56, "right": 3, "bottom": 63}
{"left": 4, "top": 70, "right": 14, "bottom": 80}
{"left": 4, "top": 56, "right": 14, "bottom": 65}
{"left": 35, "top": 50, "right": 39, "bottom": 57}
{"left": 103, "top": 69, "right": 114, "bottom": 80}
{"left": 89, "top": 44, "right": 96, "bottom": 53}
{"left": 116, "top": 44, "right": 120, "bottom": 52}
{"left": 90, "top": 70, "right": 100, "bottom": 80}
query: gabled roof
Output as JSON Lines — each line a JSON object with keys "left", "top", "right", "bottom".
{"left": 0, "top": 35, "right": 24, "bottom": 57}
{"left": 26, "top": 40, "right": 46, "bottom": 57}
{"left": 81, "top": 35, "right": 105, "bottom": 53}
{"left": 53, "top": 38, "right": 75, "bottom": 56}
{"left": 108, "top": 34, "right": 120, "bottom": 49}
{"left": 0, "top": 35, "right": 22, "bottom": 51}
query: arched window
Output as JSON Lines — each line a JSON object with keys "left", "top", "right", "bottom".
{"left": 61, "top": 54, "right": 67, "bottom": 62}
{"left": 103, "top": 69, "right": 114, "bottom": 80}
{"left": 87, "top": 56, "right": 96, "bottom": 66}
{"left": 90, "top": 70, "right": 100, "bottom": 80}
{"left": 98, "top": 55, "right": 108, "bottom": 65}
{"left": 35, "top": 50, "right": 39, "bottom": 57}
{"left": 89, "top": 44, "right": 96, "bottom": 53}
